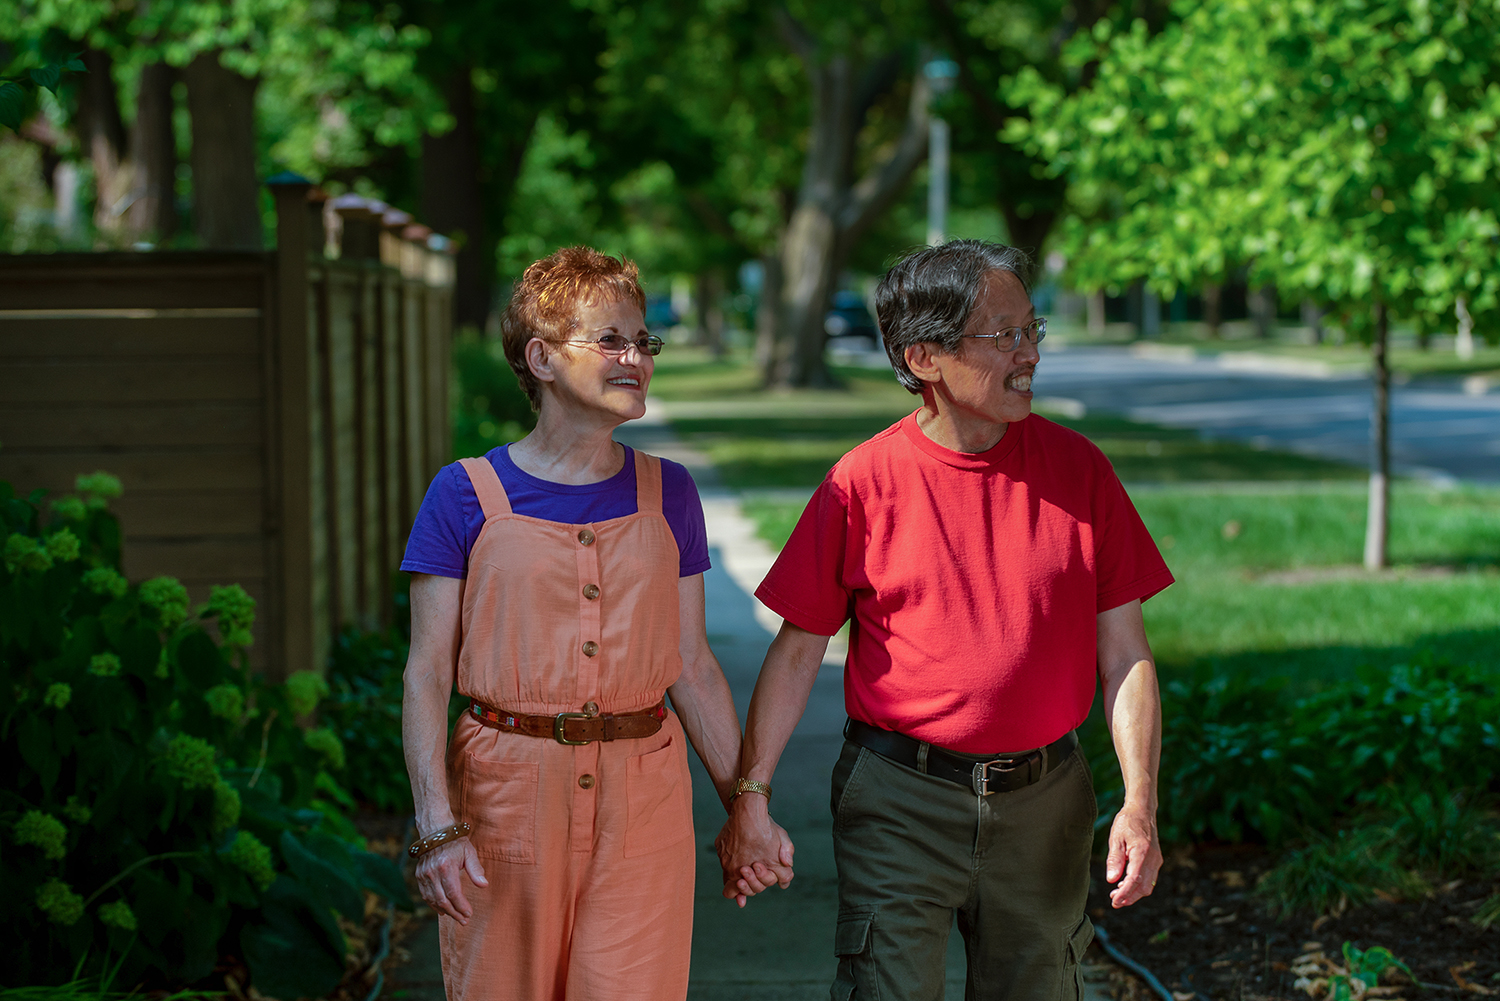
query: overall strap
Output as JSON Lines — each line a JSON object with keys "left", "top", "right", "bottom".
{"left": 458, "top": 457, "right": 513, "bottom": 519}
{"left": 633, "top": 449, "right": 663, "bottom": 515}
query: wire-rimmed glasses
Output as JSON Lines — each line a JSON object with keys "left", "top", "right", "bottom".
{"left": 562, "top": 333, "right": 665, "bottom": 356}
{"left": 961, "top": 317, "right": 1047, "bottom": 352}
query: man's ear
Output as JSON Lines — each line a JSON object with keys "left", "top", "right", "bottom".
{"left": 904, "top": 341, "right": 946, "bottom": 387}
{"left": 525, "top": 338, "right": 558, "bottom": 385}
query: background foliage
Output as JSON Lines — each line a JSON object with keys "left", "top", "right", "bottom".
{"left": 2, "top": 476, "right": 410, "bottom": 997}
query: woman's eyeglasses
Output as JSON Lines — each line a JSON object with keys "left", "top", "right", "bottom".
{"left": 961, "top": 317, "right": 1047, "bottom": 352}
{"left": 564, "top": 333, "right": 665, "bottom": 356}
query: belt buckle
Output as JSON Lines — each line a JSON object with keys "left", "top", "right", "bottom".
{"left": 973, "top": 749, "right": 1042, "bottom": 796}
{"left": 553, "top": 712, "right": 592, "bottom": 745}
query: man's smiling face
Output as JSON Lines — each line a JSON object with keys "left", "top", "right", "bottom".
{"left": 930, "top": 269, "right": 1039, "bottom": 428}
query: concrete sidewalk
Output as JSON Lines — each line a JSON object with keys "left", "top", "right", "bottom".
{"left": 385, "top": 402, "right": 1107, "bottom": 1000}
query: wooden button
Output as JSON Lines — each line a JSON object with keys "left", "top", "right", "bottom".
{"left": 577, "top": 529, "right": 595, "bottom": 546}
{"left": 582, "top": 641, "right": 599, "bottom": 657}
{"left": 578, "top": 774, "right": 595, "bottom": 789}
{"left": 583, "top": 584, "right": 600, "bottom": 600}
{"left": 583, "top": 701, "right": 599, "bottom": 716}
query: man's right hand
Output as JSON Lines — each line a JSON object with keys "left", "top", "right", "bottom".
{"left": 715, "top": 795, "right": 795, "bottom": 906}
{"left": 415, "top": 837, "right": 489, "bottom": 924}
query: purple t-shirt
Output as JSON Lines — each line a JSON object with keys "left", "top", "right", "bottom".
{"left": 400, "top": 445, "right": 711, "bottom": 579}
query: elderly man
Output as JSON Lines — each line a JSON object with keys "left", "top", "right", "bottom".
{"left": 718, "top": 241, "right": 1174, "bottom": 1001}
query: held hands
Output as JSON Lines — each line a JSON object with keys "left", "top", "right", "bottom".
{"left": 1105, "top": 801, "right": 1163, "bottom": 908}
{"left": 415, "top": 837, "right": 489, "bottom": 924}
{"left": 715, "top": 795, "right": 795, "bottom": 908}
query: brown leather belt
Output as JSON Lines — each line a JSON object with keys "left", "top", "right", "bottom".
{"left": 468, "top": 697, "right": 667, "bottom": 745}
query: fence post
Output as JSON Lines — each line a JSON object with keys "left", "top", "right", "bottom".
{"left": 268, "top": 172, "right": 316, "bottom": 680}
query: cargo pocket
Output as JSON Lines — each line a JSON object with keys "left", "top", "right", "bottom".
{"left": 460, "top": 756, "right": 538, "bottom": 864}
{"left": 831, "top": 910, "right": 877, "bottom": 1001}
{"left": 623, "top": 736, "right": 693, "bottom": 858}
{"left": 1063, "top": 914, "right": 1095, "bottom": 1001}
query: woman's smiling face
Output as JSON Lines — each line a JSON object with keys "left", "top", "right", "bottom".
{"left": 540, "top": 295, "right": 653, "bottom": 423}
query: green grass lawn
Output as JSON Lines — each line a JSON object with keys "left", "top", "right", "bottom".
{"left": 656, "top": 349, "right": 1500, "bottom": 687}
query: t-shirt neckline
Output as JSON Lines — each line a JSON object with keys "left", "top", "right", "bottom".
{"left": 900, "top": 410, "right": 1026, "bottom": 470}
{"left": 491, "top": 443, "right": 635, "bottom": 494}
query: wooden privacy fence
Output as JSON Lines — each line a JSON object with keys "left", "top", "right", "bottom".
{"left": 0, "top": 177, "right": 455, "bottom": 678}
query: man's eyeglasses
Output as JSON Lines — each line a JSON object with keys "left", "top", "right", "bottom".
{"left": 563, "top": 333, "right": 665, "bottom": 356}
{"left": 961, "top": 317, "right": 1047, "bottom": 352}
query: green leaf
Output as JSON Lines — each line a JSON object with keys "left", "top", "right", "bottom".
{"left": 18, "top": 714, "right": 59, "bottom": 790}
{"left": 0, "top": 81, "right": 25, "bottom": 132}
{"left": 241, "top": 881, "right": 347, "bottom": 1001}
{"left": 354, "top": 849, "right": 414, "bottom": 908}
{"left": 279, "top": 830, "right": 365, "bottom": 921}
{"left": 29, "top": 65, "right": 62, "bottom": 94}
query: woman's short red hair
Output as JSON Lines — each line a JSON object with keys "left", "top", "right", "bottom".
{"left": 501, "top": 246, "right": 647, "bottom": 409}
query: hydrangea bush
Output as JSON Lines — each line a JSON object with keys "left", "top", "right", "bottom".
{"left": 2, "top": 475, "right": 409, "bottom": 998}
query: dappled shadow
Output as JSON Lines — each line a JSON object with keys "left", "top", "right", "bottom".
{"left": 1156, "top": 627, "right": 1500, "bottom": 693}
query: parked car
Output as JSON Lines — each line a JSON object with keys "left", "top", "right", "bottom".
{"left": 824, "top": 290, "right": 879, "bottom": 349}
{"left": 644, "top": 295, "right": 680, "bottom": 331}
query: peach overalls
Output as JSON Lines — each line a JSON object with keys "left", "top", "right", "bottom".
{"left": 440, "top": 451, "right": 696, "bottom": 1001}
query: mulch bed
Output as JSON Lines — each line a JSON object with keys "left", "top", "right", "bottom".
{"left": 1086, "top": 845, "right": 1499, "bottom": 1001}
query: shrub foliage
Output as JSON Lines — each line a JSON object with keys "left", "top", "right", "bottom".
{"left": 1, "top": 476, "right": 410, "bottom": 997}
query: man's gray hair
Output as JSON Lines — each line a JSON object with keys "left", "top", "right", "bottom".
{"left": 875, "top": 240, "right": 1033, "bottom": 393}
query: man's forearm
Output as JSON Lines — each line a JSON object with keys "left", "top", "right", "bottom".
{"left": 739, "top": 621, "right": 830, "bottom": 784}
{"left": 1097, "top": 599, "right": 1162, "bottom": 812}
{"left": 1102, "top": 658, "right": 1161, "bottom": 811}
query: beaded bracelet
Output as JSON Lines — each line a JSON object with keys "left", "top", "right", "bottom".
{"left": 407, "top": 822, "right": 472, "bottom": 859}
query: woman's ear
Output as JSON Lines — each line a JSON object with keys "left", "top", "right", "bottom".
{"left": 525, "top": 338, "right": 558, "bottom": 385}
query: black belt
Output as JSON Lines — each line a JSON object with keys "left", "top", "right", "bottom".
{"left": 844, "top": 718, "right": 1078, "bottom": 796}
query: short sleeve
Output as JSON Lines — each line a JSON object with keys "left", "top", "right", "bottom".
{"left": 754, "top": 475, "right": 853, "bottom": 635}
{"left": 661, "top": 459, "right": 711, "bottom": 577}
{"left": 1092, "top": 465, "right": 1175, "bottom": 611}
{"left": 400, "top": 464, "right": 480, "bottom": 578}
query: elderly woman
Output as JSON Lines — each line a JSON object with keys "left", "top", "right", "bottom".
{"left": 399, "top": 247, "right": 789, "bottom": 1001}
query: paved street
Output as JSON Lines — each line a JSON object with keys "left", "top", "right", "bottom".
{"left": 1034, "top": 343, "right": 1500, "bottom": 483}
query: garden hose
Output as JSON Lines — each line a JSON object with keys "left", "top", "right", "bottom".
{"left": 360, "top": 818, "right": 414, "bottom": 1001}
{"left": 1093, "top": 924, "right": 1183, "bottom": 1001}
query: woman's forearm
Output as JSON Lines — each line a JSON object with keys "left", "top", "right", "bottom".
{"left": 403, "top": 574, "right": 465, "bottom": 836}
{"left": 670, "top": 574, "right": 743, "bottom": 807}
{"left": 669, "top": 651, "right": 742, "bottom": 808}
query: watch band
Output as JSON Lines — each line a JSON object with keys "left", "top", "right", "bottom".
{"left": 730, "top": 778, "right": 772, "bottom": 803}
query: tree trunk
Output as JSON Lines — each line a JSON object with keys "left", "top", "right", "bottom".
{"left": 77, "top": 48, "right": 130, "bottom": 239}
{"left": 694, "top": 270, "right": 725, "bottom": 358}
{"left": 422, "top": 69, "right": 492, "bottom": 330}
{"left": 184, "top": 51, "right": 262, "bottom": 249}
{"left": 769, "top": 13, "right": 931, "bottom": 388}
{"left": 1000, "top": 205, "right": 1058, "bottom": 259}
{"left": 1300, "top": 299, "right": 1324, "bottom": 344}
{"left": 126, "top": 61, "right": 178, "bottom": 243}
{"left": 1086, "top": 289, "right": 1105, "bottom": 336}
{"left": 778, "top": 202, "right": 842, "bottom": 386}
{"left": 1202, "top": 281, "right": 1223, "bottom": 337}
{"left": 755, "top": 250, "right": 784, "bottom": 383}
{"left": 1363, "top": 302, "right": 1390, "bottom": 571}
{"left": 1455, "top": 296, "right": 1475, "bottom": 361}
{"left": 1249, "top": 284, "right": 1277, "bottom": 339}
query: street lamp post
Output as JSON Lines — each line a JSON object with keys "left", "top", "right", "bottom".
{"left": 924, "top": 59, "right": 958, "bottom": 247}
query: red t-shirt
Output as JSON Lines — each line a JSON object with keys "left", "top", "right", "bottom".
{"left": 755, "top": 411, "right": 1174, "bottom": 755}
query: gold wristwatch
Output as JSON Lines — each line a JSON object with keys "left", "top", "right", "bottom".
{"left": 730, "top": 778, "right": 772, "bottom": 803}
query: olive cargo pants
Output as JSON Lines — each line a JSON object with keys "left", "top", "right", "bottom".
{"left": 829, "top": 738, "right": 1097, "bottom": 1001}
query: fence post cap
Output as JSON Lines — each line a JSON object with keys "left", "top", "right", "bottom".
{"left": 381, "top": 208, "right": 414, "bottom": 230}
{"left": 266, "top": 171, "right": 313, "bottom": 187}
